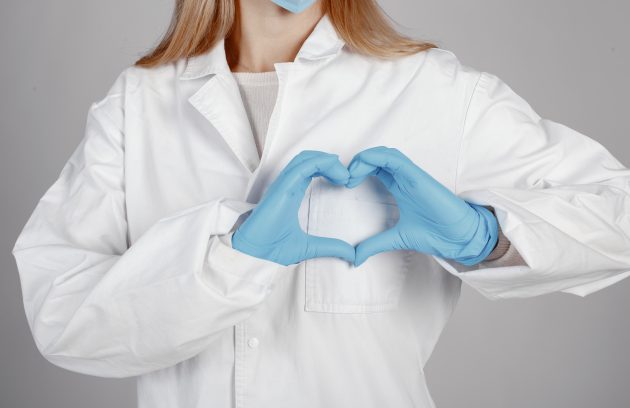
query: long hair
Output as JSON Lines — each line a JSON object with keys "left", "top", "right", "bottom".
{"left": 134, "top": 0, "right": 439, "bottom": 68}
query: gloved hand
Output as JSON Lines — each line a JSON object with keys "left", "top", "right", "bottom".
{"left": 346, "top": 146, "right": 498, "bottom": 267}
{"left": 232, "top": 150, "right": 355, "bottom": 266}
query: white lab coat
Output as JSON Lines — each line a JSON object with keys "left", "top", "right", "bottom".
{"left": 12, "top": 13, "right": 630, "bottom": 408}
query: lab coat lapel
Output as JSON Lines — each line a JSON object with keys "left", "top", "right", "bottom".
{"left": 180, "top": 14, "right": 345, "bottom": 175}
{"left": 183, "top": 39, "right": 260, "bottom": 174}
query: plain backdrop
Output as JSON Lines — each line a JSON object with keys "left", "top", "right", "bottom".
{"left": 1, "top": 0, "right": 629, "bottom": 407}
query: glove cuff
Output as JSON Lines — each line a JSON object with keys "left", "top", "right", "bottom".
{"left": 453, "top": 202, "right": 499, "bottom": 266}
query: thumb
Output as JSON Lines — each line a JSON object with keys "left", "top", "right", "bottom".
{"left": 354, "top": 228, "right": 400, "bottom": 267}
{"left": 304, "top": 235, "right": 356, "bottom": 264}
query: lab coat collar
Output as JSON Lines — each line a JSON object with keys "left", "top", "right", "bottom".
{"left": 179, "top": 13, "right": 345, "bottom": 80}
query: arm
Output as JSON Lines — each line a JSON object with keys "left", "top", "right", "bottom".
{"left": 436, "top": 70, "right": 630, "bottom": 299}
{"left": 11, "top": 86, "right": 289, "bottom": 378}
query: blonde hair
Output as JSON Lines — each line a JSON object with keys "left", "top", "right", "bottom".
{"left": 134, "top": 0, "right": 439, "bottom": 68}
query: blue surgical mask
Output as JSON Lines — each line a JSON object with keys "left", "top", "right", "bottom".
{"left": 271, "top": 0, "right": 316, "bottom": 14}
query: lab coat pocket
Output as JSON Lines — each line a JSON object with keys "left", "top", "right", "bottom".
{"left": 304, "top": 178, "right": 411, "bottom": 313}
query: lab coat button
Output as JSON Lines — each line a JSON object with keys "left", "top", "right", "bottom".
{"left": 248, "top": 337, "right": 259, "bottom": 349}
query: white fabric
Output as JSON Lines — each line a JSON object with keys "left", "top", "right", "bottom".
{"left": 232, "top": 71, "right": 279, "bottom": 157}
{"left": 232, "top": 71, "right": 520, "bottom": 266}
{"left": 12, "top": 13, "right": 630, "bottom": 408}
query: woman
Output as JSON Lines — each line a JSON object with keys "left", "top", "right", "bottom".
{"left": 12, "top": 0, "right": 630, "bottom": 407}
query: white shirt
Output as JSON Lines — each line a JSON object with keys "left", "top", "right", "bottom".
{"left": 12, "top": 13, "right": 630, "bottom": 408}
{"left": 232, "top": 71, "right": 279, "bottom": 157}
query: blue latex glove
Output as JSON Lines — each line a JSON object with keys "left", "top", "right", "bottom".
{"left": 232, "top": 150, "right": 355, "bottom": 266}
{"left": 346, "top": 146, "right": 499, "bottom": 267}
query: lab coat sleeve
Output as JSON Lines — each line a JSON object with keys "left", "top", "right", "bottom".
{"left": 432, "top": 70, "right": 630, "bottom": 299}
{"left": 11, "top": 94, "right": 290, "bottom": 378}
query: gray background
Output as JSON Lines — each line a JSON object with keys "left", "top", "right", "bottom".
{"left": 1, "top": 0, "right": 628, "bottom": 407}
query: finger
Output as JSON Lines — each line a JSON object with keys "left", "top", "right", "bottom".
{"left": 278, "top": 150, "right": 339, "bottom": 183}
{"left": 349, "top": 147, "right": 449, "bottom": 205}
{"left": 365, "top": 147, "right": 442, "bottom": 189}
{"left": 281, "top": 150, "right": 329, "bottom": 174}
{"left": 349, "top": 146, "right": 433, "bottom": 187}
{"left": 263, "top": 151, "right": 328, "bottom": 198}
{"left": 348, "top": 146, "right": 405, "bottom": 174}
{"left": 316, "top": 164, "right": 352, "bottom": 186}
{"left": 347, "top": 162, "right": 398, "bottom": 203}
{"left": 354, "top": 228, "right": 400, "bottom": 267}
{"left": 372, "top": 167, "right": 396, "bottom": 190}
{"left": 347, "top": 146, "right": 406, "bottom": 189}
{"left": 283, "top": 154, "right": 349, "bottom": 191}
{"left": 346, "top": 159, "right": 379, "bottom": 188}
{"left": 304, "top": 235, "right": 356, "bottom": 263}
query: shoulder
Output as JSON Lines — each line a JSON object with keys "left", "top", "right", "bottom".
{"left": 350, "top": 46, "right": 484, "bottom": 93}
{"left": 93, "top": 55, "right": 187, "bottom": 104}
{"left": 418, "top": 48, "right": 534, "bottom": 120}
{"left": 89, "top": 57, "right": 185, "bottom": 125}
{"left": 424, "top": 48, "right": 533, "bottom": 108}
{"left": 380, "top": 47, "right": 486, "bottom": 111}
{"left": 422, "top": 47, "right": 483, "bottom": 88}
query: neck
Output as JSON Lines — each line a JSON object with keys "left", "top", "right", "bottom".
{"left": 226, "top": 0, "right": 324, "bottom": 72}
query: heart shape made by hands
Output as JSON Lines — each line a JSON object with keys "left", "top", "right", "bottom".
{"left": 233, "top": 147, "right": 498, "bottom": 268}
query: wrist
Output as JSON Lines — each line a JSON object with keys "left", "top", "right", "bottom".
{"left": 482, "top": 206, "right": 512, "bottom": 261}
{"left": 453, "top": 203, "right": 499, "bottom": 266}
{"left": 231, "top": 228, "right": 287, "bottom": 266}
